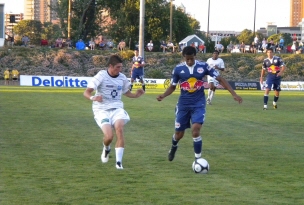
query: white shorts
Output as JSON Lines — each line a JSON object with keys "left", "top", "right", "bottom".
{"left": 207, "top": 75, "right": 219, "bottom": 87}
{"left": 93, "top": 108, "right": 130, "bottom": 129}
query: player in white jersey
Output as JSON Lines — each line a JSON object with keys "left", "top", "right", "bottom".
{"left": 83, "top": 55, "right": 145, "bottom": 170}
{"left": 206, "top": 50, "right": 225, "bottom": 105}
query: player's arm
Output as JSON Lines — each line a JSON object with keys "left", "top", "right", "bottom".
{"left": 260, "top": 68, "right": 266, "bottom": 84}
{"left": 124, "top": 89, "right": 145, "bottom": 98}
{"left": 83, "top": 87, "right": 102, "bottom": 102}
{"left": 216, "top": 76, "right": 243, "bottom": 104}
{"left": 277, "top": 62, "right": 286, "bottom": 77}
{"left": 157, "top": 84, "right": 176, "bottom": 101}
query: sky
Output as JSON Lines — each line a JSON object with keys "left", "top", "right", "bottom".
{"left": 0, "top": 0, "right": 290, "bottom": 32}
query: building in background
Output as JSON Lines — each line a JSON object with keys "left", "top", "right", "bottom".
{"left": 0, "top": 3, "right": 4, "bottom": 47}
{"left": 290, "top": 0, "right": 304, "bottom": 27}
{"left": 5, "top": 13, "right": 24, "bottom": 36}
{"left": 24, "top": 0, "right": 57, "bottom": 23}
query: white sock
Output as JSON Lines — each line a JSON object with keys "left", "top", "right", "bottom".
{"left": 209, "top": 91, "right": 214, "bottom": 101}
{"left": 103, "top": 143, "right": 111, "bottom": 151}
{"left": 115, "top": 147, "right": 124, "bottom": 163}
{"left": 208, "top": 89, "right": 212, "bottom": 98}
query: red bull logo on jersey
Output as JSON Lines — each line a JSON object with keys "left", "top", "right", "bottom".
{"left": 268, "top": 65, "right": 280, "bottom": 74}
{"left": 180, "top": 77, "right": 204, "bottom": 93}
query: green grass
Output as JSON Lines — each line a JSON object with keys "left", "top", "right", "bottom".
{"left": 1, "top": 86, "right": 304, "bottom": 205}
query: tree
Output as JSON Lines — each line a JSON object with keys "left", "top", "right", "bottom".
{"left": 13, "top": 20, "right": 42, "bottom": 45}
{"left": 237, "top": 29, "right": 254, "bottom": 44}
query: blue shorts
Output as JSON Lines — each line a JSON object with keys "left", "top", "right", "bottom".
{"left": 175, "top": 105, "right": 206, "bottom": 131}
{"left": 266, "top": 75, "right": 281, "bottom": 91}
{"left": 131, "top": 68, "right": 144, "bottom": 80}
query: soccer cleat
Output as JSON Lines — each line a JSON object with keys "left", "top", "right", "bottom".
{"left": 168, "top": 146, "right": 178, "bottom": 161}
{"left": 273, "top": 103, "right": 277, "bottom": 109}
{"left": 101, "top": 148, "right": 111, "bottom": 163}
{"left": 116, "top": 161, "right": 123, "bottom": 169}
{"left": 263, "top": 105, "right": 267, "bottom": 110}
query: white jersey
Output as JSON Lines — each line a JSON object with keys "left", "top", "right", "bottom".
{"left": 206, "top": 58, "right": 225, "bottom": 83}
{"left": 87, "top": 70, "right": 130, "bottom": 111}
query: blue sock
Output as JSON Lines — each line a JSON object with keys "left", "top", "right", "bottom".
{"left": 264, "top": 95, "right": 269, "bottom": 105}
{"left": 193, "top": 136, "right": 202, "bottom": 158}
{"left": 274, "top": 96, "right": 279, "bottom": 102}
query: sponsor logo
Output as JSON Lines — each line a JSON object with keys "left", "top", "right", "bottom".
{"left": 268, "top": 65, "right": 280, "bottom": 74}
{"left": 32, "top": 76, "right": 88, "bottom": 87}
{"left": 180, "top": 70, "right": 185, "bottom": 73}
{"left": 197, "top": 67, "right": 204, "bottom": 73}
{"left": 180, "top": 77, "right": 204, "bottom": 93}
{"left": 101, "top": 118, "right": 110, "bottom": 123}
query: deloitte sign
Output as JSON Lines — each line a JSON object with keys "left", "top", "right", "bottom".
{"left": 20, "top": 75, "right": 92, "bottom": 87}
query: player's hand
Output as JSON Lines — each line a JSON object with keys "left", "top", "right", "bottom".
{"left": 233, "top": 94, "right": 243, "bottom": 104}
{"left": 135, "top": 89, "right": 145, "bottom": 97}
{"left": 93, "top": 95, "right": 103, "bottom": 102}
{"left": 157, "top": 95, "right": 165, "bottom": 101}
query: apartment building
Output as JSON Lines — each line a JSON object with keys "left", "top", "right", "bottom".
{"left": 5, "top": 13, "right": 24, "bottom": 35}
{"left": 290, "top": 0, "right": 304, "bottom": 26}
{"left": 24, "top": 0, "right": 57, "bottom": 23}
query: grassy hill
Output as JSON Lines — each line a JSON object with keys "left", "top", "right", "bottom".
{"left": 1, "top": 47, "right": 304, "bottom": 81}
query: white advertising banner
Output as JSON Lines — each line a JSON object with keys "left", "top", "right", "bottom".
{"left": 20, "top": 75, "right": 166, "bottom": 88}
{"left": 280, "top": 81, "right": 304, "bottom": 91}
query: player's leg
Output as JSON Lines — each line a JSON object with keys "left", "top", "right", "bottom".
{"left": 263, "top": 79, "right": 272, "bottom": 110}
{"left": 139, "top": 75, "right": 145, "bottom": 91}
{"left": 112, "top": 108, "right": 130, "bottom": 169}
{"left": 168, "top": 105, "right": 189, "bottom": 161}
{"left": 209, "top": 79, "right": 218, "bottom": 104}
{"left": 272, "top": 80, "right": 281, "bottom": 109}
{"left": 130, "top": 71, "right": 136, "bottom": 91}
{"left": 207, "top": 82, "right": 215, "bottom": 104}
{"left": 94, "top": 110, "right": 113, "bottom": 163}
{"left": 191, "top": 107, "right": 205, "bottom": 159}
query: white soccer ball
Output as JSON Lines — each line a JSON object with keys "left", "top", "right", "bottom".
{"left": 192, "top": 158, "right": 209, "bottom": 174}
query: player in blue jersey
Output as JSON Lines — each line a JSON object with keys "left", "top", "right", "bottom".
{"left": 130, "top": 48, "right": 146, "bottom": 91}
{"left": 260, "top": 48, "right": 286, "bottom": 110}
{"left": 157, "top": 46, "right": 243, "bottom": 162}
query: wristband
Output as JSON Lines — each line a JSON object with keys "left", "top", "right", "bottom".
{"left": 90, "top": 96, "right": 94, "bottom": 100}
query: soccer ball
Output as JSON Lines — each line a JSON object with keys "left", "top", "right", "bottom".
{"left": 192, "top": 158, "right": 209, "bottom": 174}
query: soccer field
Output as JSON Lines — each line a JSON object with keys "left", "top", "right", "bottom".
{"left": 1, "top": 86, "right": 303, "bottom": 205}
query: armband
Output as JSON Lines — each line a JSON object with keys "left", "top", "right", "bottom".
{"left": 90, "top": 96, "right": 94, "bottom": 100}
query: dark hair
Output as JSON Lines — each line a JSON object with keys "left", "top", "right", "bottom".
{"left": 182, "top": 46, "right": 196, "bottom": 56}
{"left": 266, "top": 48, "right": 273, "bottom": 52}
{"left": 107, "top": 55, "right": 123, "bottom": 66}
{"left": 213, "top": 50, "right": 220, "bottom": 54}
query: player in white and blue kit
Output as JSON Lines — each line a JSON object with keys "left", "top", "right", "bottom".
{"left": 157, "top": 46, "right": 242, "bottom": 163}
{"left": 84, "top": 55, "right": 144, "bottom": 169}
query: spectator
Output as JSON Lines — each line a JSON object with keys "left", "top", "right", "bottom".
{"left": 55, "top": 38, "right": 63, "bottom": 48}
{"left": 198, "top": 42, "right": 205, "bottom": 53}
{"left": 4, "top": 68, "right": 10, "bottom": 85}
{"left": 160, "top": 40, "right": 167, "bottom": 53}
{"left": 11, "top": 69, "right": 19, "bottom": 81}
{"left": 147, "top": 40, "right": 153, "bottom": 52}
{"left": 65, "top": 38, "right": 72, "bottom": 49}
{"left": 99, "top": 40, "right": 106, "bottom": 50}
{"left": 41, "top": 39, "right": 48, "bottom": 47}
{"left": 22, "top": 35, "right": 29, "bottom": 47}
{"left": 167, "top": 41, "right": 175, "bottom": 52}
{"left": 76, "top": 39, "right": 86, "bottom": 50}
{"left": 215, "top": 42, "right": 224, "bottom": 53}
{"left": 254, "top": 35, "right": 259, "bottom": 46}
{"left": 227, "top": 41, "right": 234, "bottom": 53}
{"left": 279, "top": 37, "right": 284, "bottom": 53}
{"left": 10, "top": 35, "right": 14, "bottom": 47}
{"left": 117, "top": 39, "right": 126, "bottom": 51}
{"left": 107, "top": 40, "right": 114, "bottom": 50}
{"left": 130, "top": 48, "right": 146, "bottom": 91}
{"left": 250, "top": 42, "right": 256, "bottom": 53}
{"left": 291, "top": 41, "right": 297, "bottom": 53}
{"left": 89, "top": 38, "right": 95, "bottom": 50}
{"left": 240, "top": 41, "right": 246, "bottom": 53}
